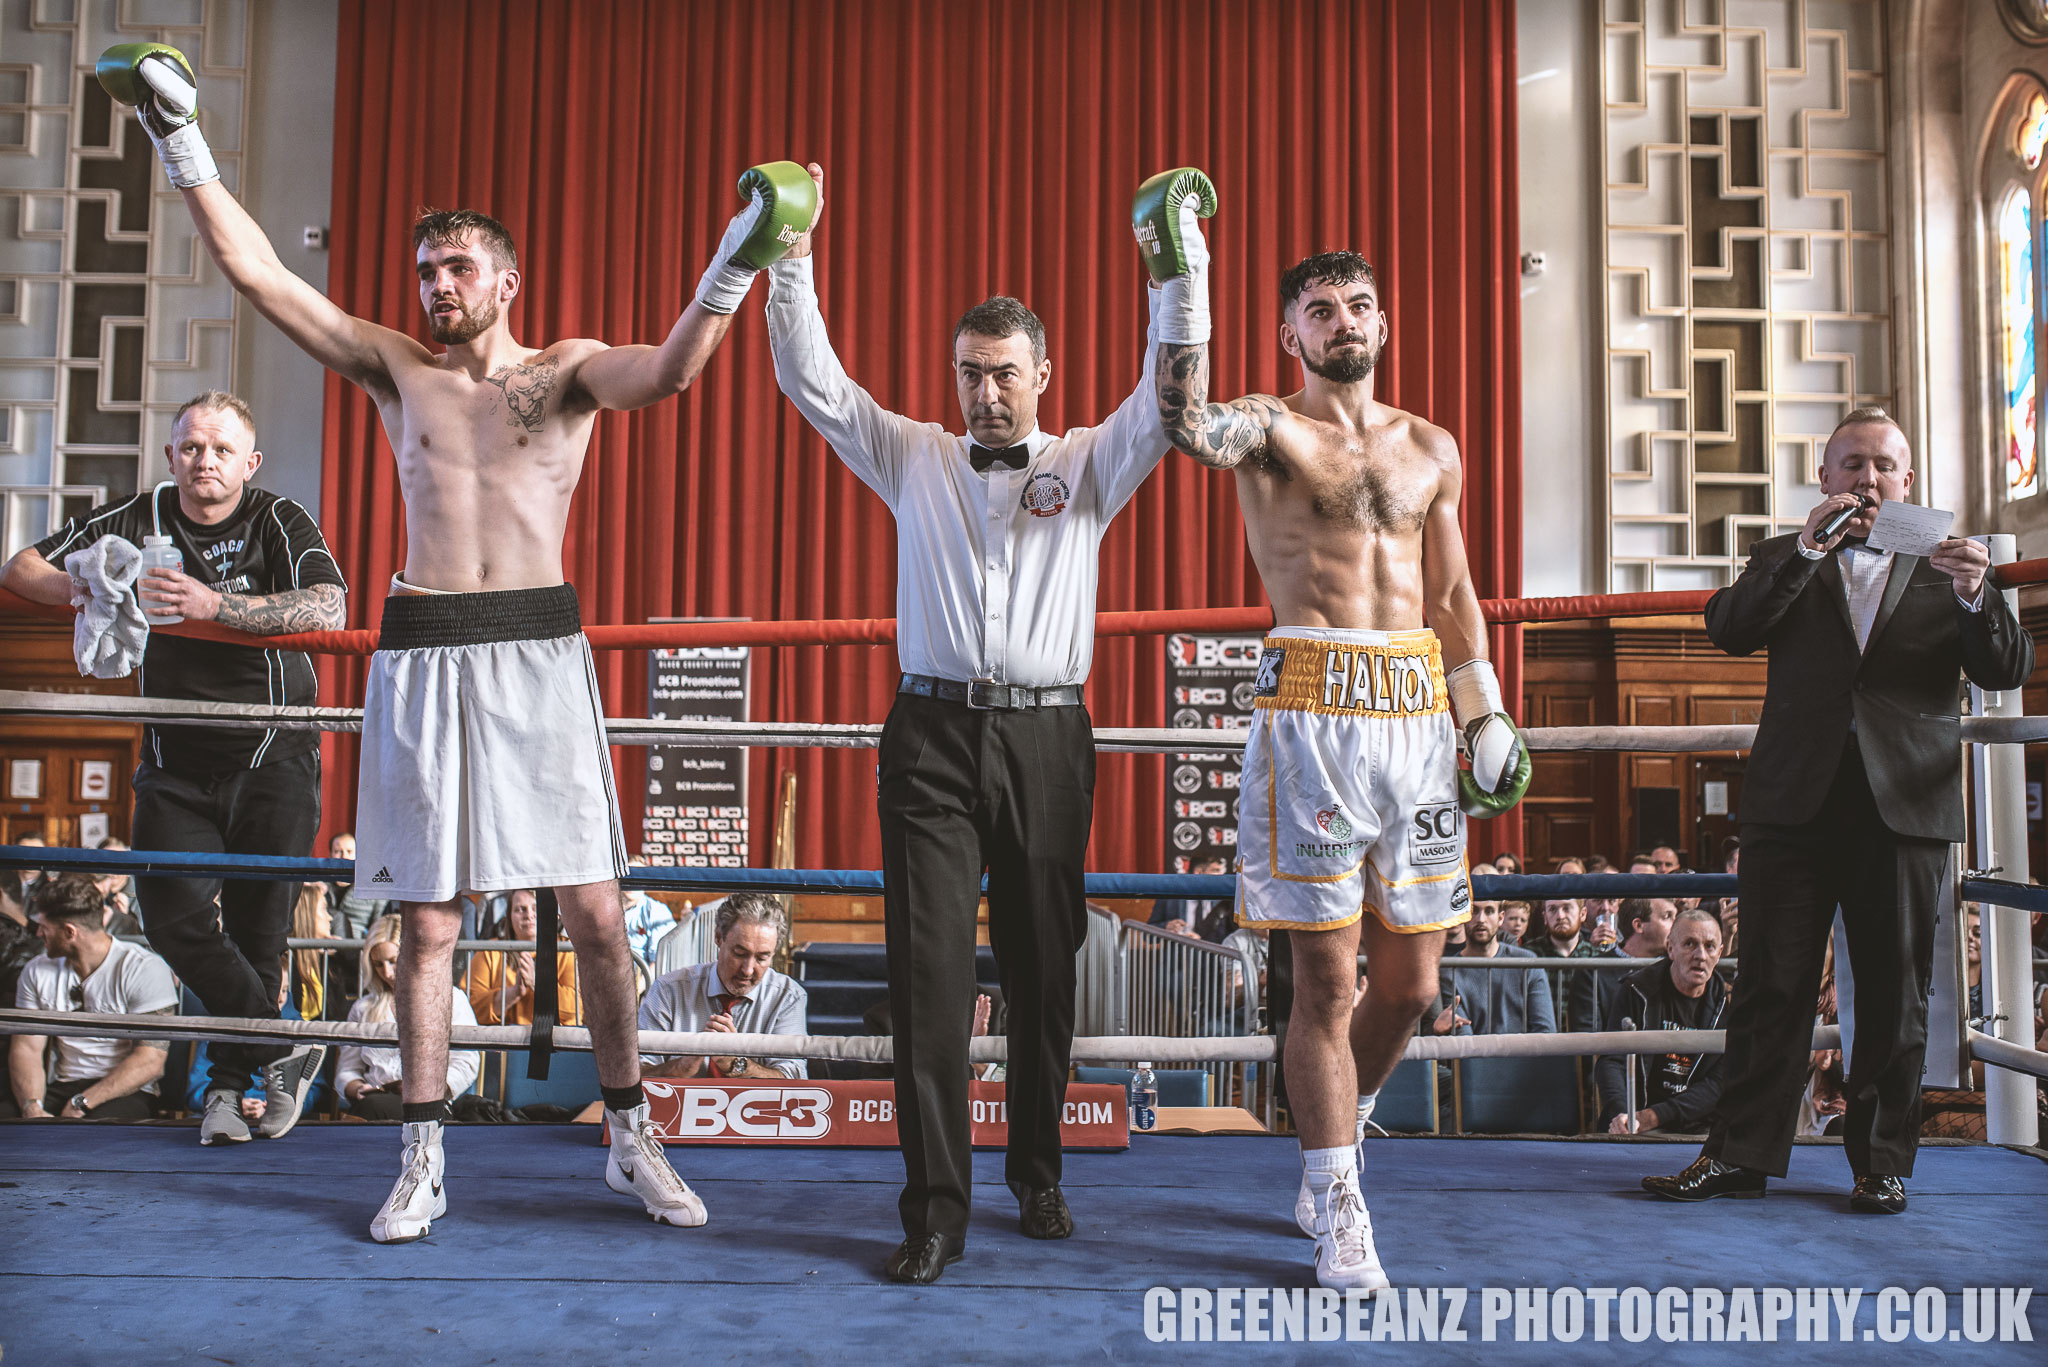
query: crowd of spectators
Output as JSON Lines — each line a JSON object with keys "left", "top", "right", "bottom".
{"left": 5, "top": 829, "right": 785, "bottom": 1126}
{"left": 11, "top": 824, "right": 2045, "bottom": 1137}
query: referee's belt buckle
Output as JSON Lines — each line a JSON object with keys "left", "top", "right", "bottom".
{"left": 967, "top": 676, "right": 1002, "bottom": 710}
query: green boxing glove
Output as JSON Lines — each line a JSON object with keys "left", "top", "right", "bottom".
{"left": 97, "top": 42, "right": 217, "bottom": 189}
{"left": 695, "top": 160, "right": 822, "bottom": 314}
{"left": 1133, "top": 167, "right": 1216, "bottom": 344}
{"left": 1447, "top": 660, "right": 1532, "bottom": 819}
{"left": 1132, "top": 167, "right": 1217, "bottom": 282}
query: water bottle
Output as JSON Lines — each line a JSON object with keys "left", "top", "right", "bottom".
{"left": 139, "top": 535, "right": 184, "bottom": 626}
{"left": 1131, "top": 1062, "right": 1158, "bottom": 1132}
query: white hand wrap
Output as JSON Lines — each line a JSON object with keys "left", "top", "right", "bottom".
{"left": 139, "top": 56, "right": 215, "bottom": 189}
{"left": 694, "top": 197, "right": 766, "bottom": 315}
{"left": 1447, "top": 660, "right": 1517, "bottom": 793}
{"left": 1153, "top": 196, "right": 1212, "bottom": 345}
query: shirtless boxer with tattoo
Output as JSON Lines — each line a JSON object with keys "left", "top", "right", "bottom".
{"left": 99, "top": 41, "right": 817, "bottom": 1241}
{"left": 1156, "top": 246, "right": 1532, "bottom": 1288}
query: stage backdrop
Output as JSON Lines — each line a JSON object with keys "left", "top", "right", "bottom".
{"left": 317, "top": 0, "right": 1524, "bottom": 874}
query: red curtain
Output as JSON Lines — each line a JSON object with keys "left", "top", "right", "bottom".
{"left": 318, "top": 0, "right": 1523, "bottom": 873}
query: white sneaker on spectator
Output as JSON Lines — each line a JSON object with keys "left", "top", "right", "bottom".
{"left": 370, "top": 1121, "right": 446, "bottom": 1244}
{"left": 1311, "top": 1177, "right": 1390, "bottom": 1291}
{"left": 1295, "top": 1097, "right": 1380, "bottom": 1236}
{"left": 198, "top": 1088, "right": 250, "bottom": 1145}
{"left": 604, "top": 1102, "right": 707, "bottom": 1227}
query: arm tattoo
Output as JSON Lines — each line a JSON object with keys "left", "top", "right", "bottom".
{"left": 212, "top": 583, "right": 345, "bottom": 635}
{"left": 484, "top": 353, "right": 560, "bottom": 432}
{"left": 1156, "top": 342, "right": 1285, "bottom": 469}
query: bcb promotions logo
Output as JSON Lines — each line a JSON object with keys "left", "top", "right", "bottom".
{"left": 647, "top": 1081, "right": 834, "bottom": 1139}
{"left": 1022, "top": 472, "right": 1071, "bottom": 517}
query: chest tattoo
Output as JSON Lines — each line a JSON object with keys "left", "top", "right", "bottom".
{"left": 484, "top": 354, "right": 559, "bottom": 433}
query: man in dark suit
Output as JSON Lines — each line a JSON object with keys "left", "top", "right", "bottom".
{"left": 1644, "top": 407, "right": 2033, "bottom": 1213}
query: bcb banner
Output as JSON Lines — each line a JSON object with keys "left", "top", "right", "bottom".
{"left": 605, "top": 1079, "right": 1130, "bottom": 1149}
{"left": 1163, "top": 632, "right": 1264, "bottom": 872}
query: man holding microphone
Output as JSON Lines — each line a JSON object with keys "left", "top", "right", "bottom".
{"left": 762, "top": 164, "right": 1200, "bottom": 1282}
{"left": 1644, "top": 408, "right": 2032, "bottom": 1211}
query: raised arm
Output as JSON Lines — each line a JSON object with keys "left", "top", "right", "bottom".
{"left": 98, "top": 44, "right": 406, "bottom": 390}
{"left": 763, "top": 167, "right": 933, "bottom": 504}
{"left": 1156, "top": 341, "right": 1290, "bottom": 470}
{"left": 574, "top": 162, "right": 819, "bottom": 413}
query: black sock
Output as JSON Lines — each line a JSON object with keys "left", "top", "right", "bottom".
{"left": 401, "top": 1100, "right": 450, "bottom": 1127}
{"left": 601, "top": 1083, "right": 645, "bottom": 1113}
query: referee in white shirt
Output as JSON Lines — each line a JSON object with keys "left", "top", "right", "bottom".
{"left": 761, "top": 166, "right": 1194, "bottom": 1283}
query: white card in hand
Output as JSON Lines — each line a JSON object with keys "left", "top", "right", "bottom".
{"left": 1863, "top": 500, "right": 1955, "bottom": 556}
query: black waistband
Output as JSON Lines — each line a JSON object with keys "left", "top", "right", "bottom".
{"left": 377, "top": 583, "right": 582, "bottom": 650}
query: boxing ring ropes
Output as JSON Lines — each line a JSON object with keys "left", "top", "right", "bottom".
{"left": 3, "top": 552, "right": 2047, "bottom": 1147}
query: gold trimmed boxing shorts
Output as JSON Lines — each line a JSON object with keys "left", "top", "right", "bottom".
{"left": 1234, "top": 626, "right": 1471, "bottom": 934}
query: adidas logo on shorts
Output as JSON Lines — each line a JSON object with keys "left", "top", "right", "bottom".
{"left": 370, "top": 866, "right": 392, "bottom": 884}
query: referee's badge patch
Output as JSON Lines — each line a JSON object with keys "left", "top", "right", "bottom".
{"left": 1022, "top": 472, "right": 1070, "bottom": 517}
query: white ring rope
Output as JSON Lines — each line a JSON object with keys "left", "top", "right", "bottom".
{"left": 0, "top": 1007, "right": 1839, "bottom": 1064}
{"left": 11, "top": 689, "right": 2048, "bottom": 753}
{"left": 1967, "top": 1028, "right": 2048, "bottom": 1081}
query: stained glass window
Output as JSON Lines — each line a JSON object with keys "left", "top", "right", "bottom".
{"left": 2000, "top": 190, "right": 2038, "bottom": 500}
{"left": 2021, "top": 91, "right": 2048, "bottom": 171}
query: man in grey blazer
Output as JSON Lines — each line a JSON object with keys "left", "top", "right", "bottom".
{"left": 1644, "top": 408, "right": 2033, "bottom": 1212}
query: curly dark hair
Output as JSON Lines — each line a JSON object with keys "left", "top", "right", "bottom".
{"left": 1279, "top": 250, "right": 1379, "bottom": 312}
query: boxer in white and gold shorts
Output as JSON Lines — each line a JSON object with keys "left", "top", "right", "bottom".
{"left": 1235, "top": 627, "right": 1472, "bottom": 935}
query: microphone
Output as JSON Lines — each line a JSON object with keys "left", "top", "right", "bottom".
{"left": 1813, "top": 494, "right": 1875, "bottom": 548}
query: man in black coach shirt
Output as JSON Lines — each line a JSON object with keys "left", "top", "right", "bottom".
{"left": 1, "top": 390, "right": 346, "bottom": 1145}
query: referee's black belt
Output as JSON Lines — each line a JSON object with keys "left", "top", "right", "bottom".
{"left": 898, "top": 673, "right": 1083, "bottom": 710}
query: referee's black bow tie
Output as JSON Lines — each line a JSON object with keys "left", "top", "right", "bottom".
{"left": 969, "top": 442, "right": 1030, "bottom": 472}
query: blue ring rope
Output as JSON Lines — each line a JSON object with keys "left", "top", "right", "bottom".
{"left": 0, "top": 844, "right": 1779, "bottom": 901}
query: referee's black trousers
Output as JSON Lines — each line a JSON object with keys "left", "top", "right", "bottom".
{"left": 132, "top": 751, "right": 321, "bottom": 1094}
{"left": 878, "top": 694, "right": 1095, "bottom": 1242}
{"left": 1705, "top": 738, "right": 1947, "bottom": 1178}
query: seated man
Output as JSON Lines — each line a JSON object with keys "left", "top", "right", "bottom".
{"left": 639, "top": 894, "right": 808, "bottom": 1080}
{"left": 467, "top": 889, "right": 582, "bottom": 1027}
{"left": 1433, "top": 899, "right": 1555, "bottom": 1036}
{"left": 1596, "top": 909, "right": 1728, "bottom": 1133}
{"left": 5, "top": 874, "right": 177, "bottom": 1120}
{"left": 1149, "top": 856, "right": 1233, "bottom": 943}
{"left": 1572, "top": 896, "right": 1678, "bottom": 1035}
{"left": 340, "top": 914, "right": 479, "bottom": 1120}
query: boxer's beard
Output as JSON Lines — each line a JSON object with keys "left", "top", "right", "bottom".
{"left": 428, "top": 294, "right": 498, "bottom": 345}
{"left": 1304, "top": 334, "right": 1380, "bottom": 384}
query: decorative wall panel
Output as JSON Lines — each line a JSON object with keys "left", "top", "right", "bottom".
{"left": 0, "top": 0, "right": 246, "bottom": 557}
{"left": 1601, "top": 0, "right": 1892, "bottom": 590}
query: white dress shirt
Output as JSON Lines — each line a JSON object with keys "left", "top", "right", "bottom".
{"left": 765, "top": 258, "right": 1171, "bottom": 686}
{"left": 638, "top": 960, "right": 810, "bottom": 1078}
{"left": 1797, "top": 537, "right": 1981, "bottom": 649}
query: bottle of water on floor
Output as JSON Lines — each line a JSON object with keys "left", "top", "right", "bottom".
{"left": 1131, "top": 1062, "right": 1158, "bottom": 1132}
{"left": 139, "top": 535, "right": 184, "bottom": 625}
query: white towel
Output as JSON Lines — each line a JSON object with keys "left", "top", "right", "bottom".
{"left": 65, "top": 535, "right": 151, "bottom": 679}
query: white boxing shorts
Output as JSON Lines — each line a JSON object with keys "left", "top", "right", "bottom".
{"left": 1235, "top": 626, "right": 1471, "bottom": 934}
{"left": 352, "top": 581, "right": 628, "bottom": 903}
